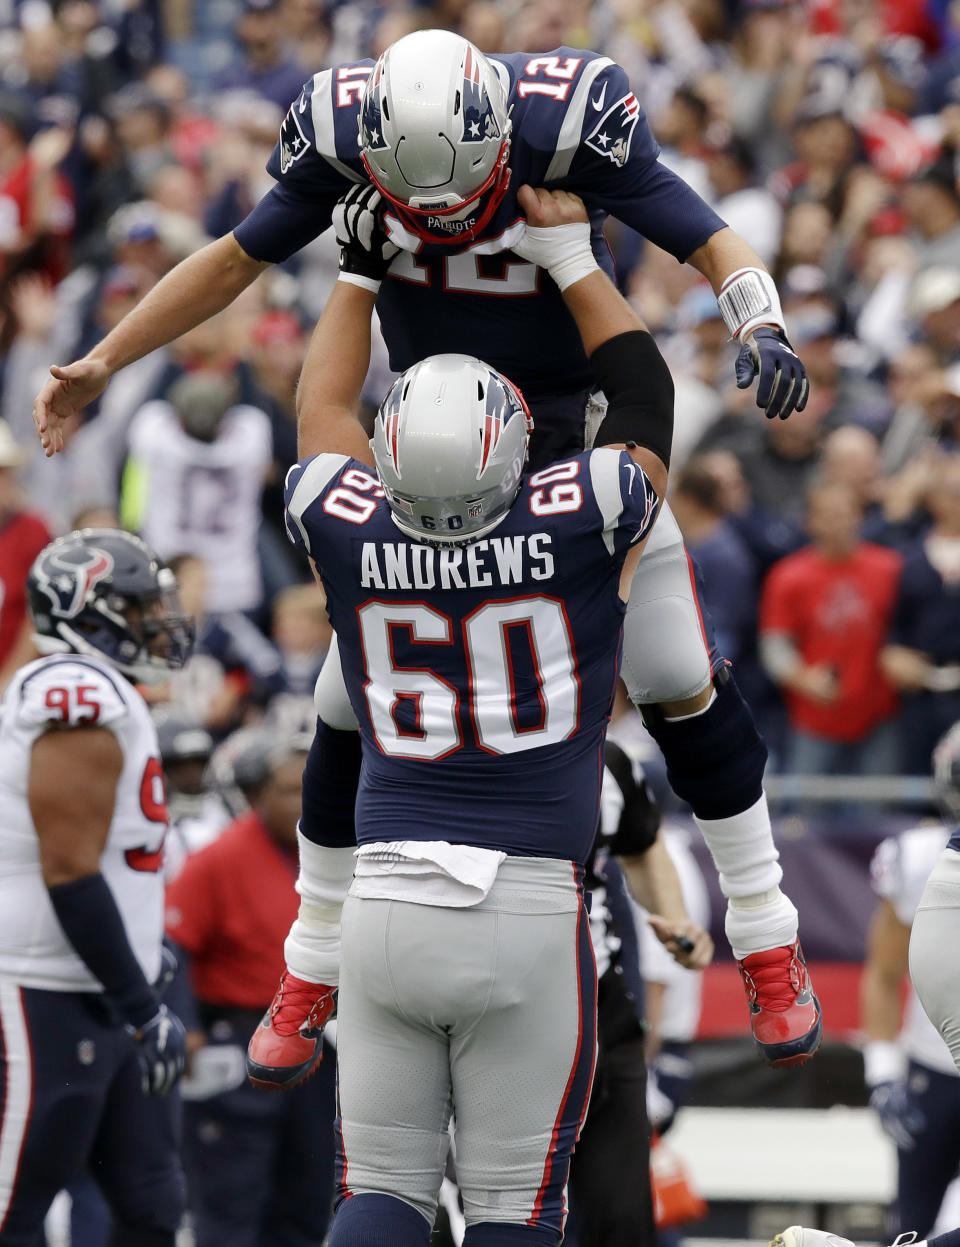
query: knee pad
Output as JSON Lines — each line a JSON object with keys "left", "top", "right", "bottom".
{"left": 315, "top": 640, "right": 359, "bottom": 731}
{"left": 301, "top": 717, "right": 361, "bottom": 847}
{"left": 329, "top": 1193, "right": 431, "bottom": 1247}
{"left": 641, "top": 671, "right": 767, "bottom": 820}
{"left": 464, "top": 1224, "right": 559, "bottom": 1246}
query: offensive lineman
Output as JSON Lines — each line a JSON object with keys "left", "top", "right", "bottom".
{"left": 247, "top": 185, "right": 684, "bottom": 1246}
{"left": 0, "top": 528, "right": 191, "bottom": 1244}
{"left": 33, "top": 29, "right": 818, "bottom": 1065}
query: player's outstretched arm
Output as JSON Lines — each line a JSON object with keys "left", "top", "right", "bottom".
{"left": 32, "top": 233, "right": 269, "bottom": 457}
{"left": 296, "top": 186, "right": 399, "bottom": 464}
{"left": 686, "top": 227, "right": 809, "bottom": 422}
{"left": 514, "top": 185, "right": 671, "bottom": 499}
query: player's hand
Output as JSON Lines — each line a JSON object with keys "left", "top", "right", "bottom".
{"left": 334, "top": 184, "right": 399, "bottom": 283}
{"left": 869, "top": 1079, "right": 926, "bottom": 1151}
{"left": 513, "top": 187, "right": 597, "bottom": 293}
{"left": 128, "top": 1004, "right": 188, "bottom": 1097}
{"left": 648, "top": 915, "right": 714, "bottom": 969}
{"left": 735, "top": 326, "right": 809, "bottom": 421}
{"left": 33, "top": 357, "right": 111, "bottom": 456}
{"left": 517, "top": 185, "right": 588, "bottom": 228}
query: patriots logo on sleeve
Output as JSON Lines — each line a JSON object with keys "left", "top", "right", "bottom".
{"left": 585, "top": 92, "right": 640, "bottom": 168}
{"left": 461, "top": 45, "right": 500, "bottom": 143}
{"left": 279, "top": 99, "right": 312, "bottom": 174}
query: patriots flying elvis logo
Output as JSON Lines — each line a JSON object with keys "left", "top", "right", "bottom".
{"left": 461, "top": 46, "right": 500, "bottom": 143}
{"left": 360, "top": 60, "right": 389, "bottom": 151}
{"left": 585, "top": 92, "right": 640, "bottom": 168}
{"left": 279, "top": 103, "right": 311, "bottom": 174}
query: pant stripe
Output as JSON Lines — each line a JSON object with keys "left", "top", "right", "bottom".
{"left": 0, "top": 983, "right": 33, "bottom": 1233}
{"left": 683, "top": 551, "right": 714, "bottom": 675}
{"left": 527, "top": 880, "right": 596, "bottom": 1228}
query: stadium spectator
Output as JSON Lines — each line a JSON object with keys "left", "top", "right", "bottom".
{"left": 670, "top": 456, "right": 758, "bottom": 671}
{"left": 121, "top": 369, "right": 272, "bottom": 615}
{"left": 902, "top": 159, "right": 960, "bottom": 271}
{"left": 165, "top": 731, "right": 336, "bottom": 1247}
{"left": 760, "top": 480, "right": 902, "bottom": 781}
{"left": 215, "top": 0, "right": 308, "bottom": 112}
{"left": 882, "top": 455, "right": 960, "bottom": 773}
{"left": 0, "top": 417, "right": 50, "bottom": 690}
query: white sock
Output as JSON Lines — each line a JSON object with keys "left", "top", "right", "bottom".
{"left": 282, "top": 831, "right": 355, "bottom": 985}
{"left": 725, "top": 888, "right": 799, "bottom": 959}
{"left": 694, "top": 794, "right": 783, "bottom": 899}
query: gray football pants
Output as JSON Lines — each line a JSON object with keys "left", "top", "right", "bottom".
{"left": 909, "top": 847, "right": 960, "bottom": 1073}
{"left": 314, "top": 501, "right": 714, "bottom": 730}
{"left": 334, "top": 857, "right": 598, "bottom": 1238}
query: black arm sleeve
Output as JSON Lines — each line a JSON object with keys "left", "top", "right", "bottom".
{"left": 603, "top": 742, "right": 661, "bottom": 858}
{"left": 48, "top": 873, "right": 158, "bottom": 1028}
{"left": 591, "top": 330, "right": 674, "bottom": 468}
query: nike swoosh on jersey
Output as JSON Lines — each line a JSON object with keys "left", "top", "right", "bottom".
{"left": 591, "top": 82, "right": 607, "bottom": 111}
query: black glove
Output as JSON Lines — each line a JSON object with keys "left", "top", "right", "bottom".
{"left": 735, "top": 326, "right": 810, "bottom": 421}
{"left": 128, "top": 1004, "right": 187, "bottom": 1097}
{"left": 869, "top": 1079, "right": 926, "bottom": 1151}
{"left": 333, "top": 184, "right": 399, "bottom": 283}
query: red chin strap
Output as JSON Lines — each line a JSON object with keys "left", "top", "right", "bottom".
{"left": 362, "top": 140, "right": 512, "bottom": 246}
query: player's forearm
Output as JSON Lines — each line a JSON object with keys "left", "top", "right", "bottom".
{"left": 860, "top": 965, "right": 905, "bottom": 1044}
{"left": 561, "top": 269, "right": 646, "bottom": 357}
{"left": 296, "top": 280, "right": 378, "bottom": 461}
{"left": 621, "top": 837, "right": 688, "bottom": 923}
{"left": 686, "top": 226, "right": 769, "bottom": 296}
{"left": 88, "top": 234, "right": 268, "bottom": 375}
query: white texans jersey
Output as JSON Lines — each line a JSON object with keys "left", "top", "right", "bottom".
{"left": 871, "top": 825, "right": 959, "bottom": 1077}
{"left": 127, "top": 400, "right": 272, "bottom": 613}
{"left": 0, "top": 653, "right": 167, "bottom": 992}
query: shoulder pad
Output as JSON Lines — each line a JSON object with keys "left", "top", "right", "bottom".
{"left": 16, "top": 658, "right": 130, "bottom": 733}
{"left": 284, "top": 453, "right": 352, "bottom": 555}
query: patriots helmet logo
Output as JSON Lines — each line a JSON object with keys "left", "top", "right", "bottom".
{"left": 461, "top": 45, "right": 500, "bottom": 144}
{"left": 360, "top": 58, "right": 389, "bottom": 152}
{"left": 585, "top": 92, "right": 641, "bottom": 168}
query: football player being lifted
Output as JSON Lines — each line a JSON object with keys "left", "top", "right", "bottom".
{"left": 33, "top": 30, "right": 818, "bottom": 1066}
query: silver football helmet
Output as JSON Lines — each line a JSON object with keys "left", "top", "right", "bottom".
{"left": 934, "top": 720, "right": 960, "bottom": 822}
{"left": 359, "top": 30, "right": 512, "bottom": 244}
{"left": 373, "top": 354, "right": 532, "bottom": 544}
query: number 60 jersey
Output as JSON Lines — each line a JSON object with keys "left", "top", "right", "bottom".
{"left": 0, "top": 654, "right": 167, "bottom": 991}
{"left": 285, "top": 447, "right": 659, "bottom": 865}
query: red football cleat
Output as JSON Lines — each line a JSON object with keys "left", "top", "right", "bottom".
{"left": 737, "top": 940, "right": 822, "bottom": 1068}
{"left": 246, "top": 972, "right": 337, "bottom": 1090}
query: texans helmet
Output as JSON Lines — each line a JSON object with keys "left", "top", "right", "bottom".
{"left": 359, "top": 30, "right": 512, "bottom": 245}
{"left": 27, "top": 528, "right": 193, "bottom": 684}
{"left": 373, "top": 352, "right": 532, "bottom": 544}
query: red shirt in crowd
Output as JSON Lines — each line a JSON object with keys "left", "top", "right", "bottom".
{"left": 165, "top": 811, "right": 300, "bottom": 1010}
{"left": 0, "top": 510, "right": 51, "bottom": 668}
{"left": 760, "top": 542, "right": 902, "bottom": 743}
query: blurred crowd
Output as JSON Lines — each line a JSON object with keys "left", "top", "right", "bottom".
{"left": 0, "top": 0, "right": 958, "bottom": 780}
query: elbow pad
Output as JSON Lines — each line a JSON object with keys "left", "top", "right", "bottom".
{"left": 591, "top": 331, "right": 674, "bottom": 469}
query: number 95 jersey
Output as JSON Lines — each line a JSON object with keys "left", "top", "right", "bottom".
{"left": 0, "top": 654, "right": 168, "bottom": 991}
{"left": 285, "top": 447, "right": 659, "bottom": 864}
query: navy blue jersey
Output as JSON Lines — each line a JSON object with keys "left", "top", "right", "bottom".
{"left": 235, "top": 51, "right": 725, "bottom": 399}
{"left": 284, "top": 448, "right": 659, "bottom": 863}
{"left": 949, "top": 826, "right": 960, "bottom": 855}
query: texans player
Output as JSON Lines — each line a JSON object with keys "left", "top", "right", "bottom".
{"left": 33, "top": 29, "right": 817, "bottom": 1066}
{"left": 0, "top": 528, "right": 191, "bottom": 1245}
{"left": 251, "top": 183, "right": 674, "bottom": 1247}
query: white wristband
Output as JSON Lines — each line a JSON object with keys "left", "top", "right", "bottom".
{"left": 512, "top": 221, "right": 600, "bottom": 293}
{"left": 863, "top": 1039, "right": 906, "bottom": 1087}
{"left": 717, "top": 267, "right": 785, "bottom": 340}
{"left": 338, "top": 271, "right": 381, "bottom": 295}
